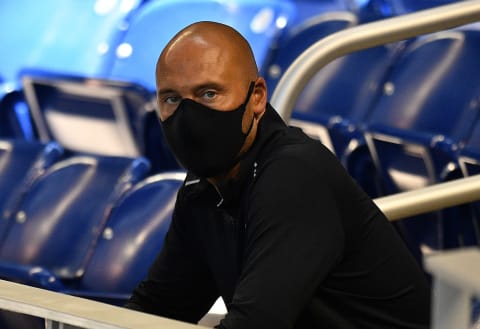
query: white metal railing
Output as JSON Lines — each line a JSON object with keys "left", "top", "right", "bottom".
{"left": 1, "top": 1, "right": 480, "bottom": 328}
{"left": 0, "top": 279, "right": 207, "bottom": 329}
{"left": 374, "top": 174, "right": 480, "bottom": 221}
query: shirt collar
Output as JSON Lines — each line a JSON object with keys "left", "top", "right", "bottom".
{"left": 214, "top": 103, "right": 288, "bottom": 208}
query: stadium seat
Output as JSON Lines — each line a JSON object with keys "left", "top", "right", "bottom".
{"left": 108, "top": 0, "right": 295, "bottom": 91}
{"left": 290, "top": 42, "right": 405, "bottom": 197}
{"left": 0, "top": 139, "right": 63, "bottom": 240}
{"left": 20, "top": 70, "right": 179, "bottom": 172}
{"left": 0, "top": 154, "right": 150, "bottom": 281}
{"left": 0, "top": 172, "right": 184, "bottom": 308}
{"left": 0, "top": 0, "right": 144, "bottom": 143}
{"left": 264, "top": 10, "right": 405, "bottom": 195}
{"left": 61, "top": 171, "right": 185, "bottom": 305}
{"left": 261, "top": 10, "right": 358, "bottom": 99}
{"left": 395, "top": 0, "right": 458, "bottom": 13}
{"left": 0, "top": 89, "right": 35, "bottom": 140}
{"left": 364, "top": 28, "right": 480, "bottom": 256}
{"left": 453, "top": 115, "right": 480, "bottom": 249}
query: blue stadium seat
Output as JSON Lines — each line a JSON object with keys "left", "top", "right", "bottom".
{"left": 0, "top": 152, "right": 150, "bottom": 329}
{"left": 0, "top": 171, "right": 184, "bottom": 309}
{"left": 0, "top": 89, "right": 35, "bottom": 140}
{"left": 366, "top": 28, "right": 480, "bottom": 192}
{"left": 108, "top": 0, "right": 295, "bottom": 91}
{"left": 20, "top": 70, "right": 179, "bottom": 172}
{"left": 293, "top": 44, "right": 402, "bottom": 198}
{"left": 364, "top": 28, "right": 480, "bottom": 256}
{"left": 62, "top": 172, "right": 185, "bottom": 305}
{"left": 453, "top": 116, "right": 480, "bottom": 248}
{"left": 395, "top": 0, "right": 458, "bottom": 13}
{"left": 0, "top": 0, "right": 144, "bottom": 143}
{"left": 347, "top": 0, "right": 400, "bottom": 22}
{"left": 0, "top": 140, "right": 63, "bottom": 240}
{"left": 261, "top": 10, "right": 358, "bottom": 99}
{"left": 291, "top": 43, "right": 401, "bottom": 155}
{"left": 0, "top": 154, "right": 150, "bottom": 281}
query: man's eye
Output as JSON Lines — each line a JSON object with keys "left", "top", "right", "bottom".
{"left": 203, "top": 91, "right": 216, "bottom": 99}
{"left": 165, "top": 96, "right": 181, "bottom": 104}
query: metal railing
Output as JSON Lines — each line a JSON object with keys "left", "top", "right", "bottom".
{"left": 2, "top": 1, "right": 480, "bottom": 328}
{"left": 375, "top": 174, "right": 480, "bottom": 221}
{"left": 0, "top": 279, "right": 205, "bottom": 329}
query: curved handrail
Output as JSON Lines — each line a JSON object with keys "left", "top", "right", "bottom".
{"left": 374, "top": 174, "right": 480, "bottom": 221}
{"left": 270, "top": 0, "right": 480, "bottom": 121}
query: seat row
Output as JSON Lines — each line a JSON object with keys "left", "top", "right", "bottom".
{"left": 0, "top": 138, "right": 186, "bottom": 327}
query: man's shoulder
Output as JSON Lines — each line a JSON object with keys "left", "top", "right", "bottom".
{"left": 265, "top": 126, "right": 335, "bottom": 165}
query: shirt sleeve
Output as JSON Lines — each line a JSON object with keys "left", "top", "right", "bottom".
{"left": 125, "top": 192, "right": 219, "bottom": 324}
{"left": 217, "top": 157, "right": 345, "bottom": 329}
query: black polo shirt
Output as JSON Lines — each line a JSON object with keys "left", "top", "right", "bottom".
{"left": 126, "top": 104, "right": 431, "bottom": 329}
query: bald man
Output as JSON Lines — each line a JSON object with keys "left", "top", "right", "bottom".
{"left": 126, "top": 21, "right": 431, "bottom": 329}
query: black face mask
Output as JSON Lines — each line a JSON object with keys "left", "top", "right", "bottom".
{"left": 161, "top": 82, "right": 255, "bottom": 178}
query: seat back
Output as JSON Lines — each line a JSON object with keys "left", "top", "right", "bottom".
{"left": 71, "top": 172, "right": 185, "bottom": 304}
{"left": 364, "top": 28, "right": 480, "bottom": 255}
{"left": 21, "top": 70, "right": 180, "bottom": 172}
{"left": 22, "top": 71, "right": 151, "bottom": 156}
{"left": 0, "top": 155, "right": 150, "bottom": 279}
{"left": 0, "top": 89, "right": 35, "bottom": 140}
{"left": 108, "top": 0, "right": 294, "bottom": 91}
{"left": 366, "top": 29, "right": 480, "bottom": 192}
{"left": 291, "top": 42, "right": 400, "bottom": 156}
{"left": 0, "top": 140, "right": 63, "bottom": 239}
{"left": 261, "top": 10, "right": 358, "bottom": 98}
{"left": 367, "top": 29, "right": 480, "bottom": 141}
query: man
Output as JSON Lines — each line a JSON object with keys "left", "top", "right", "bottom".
{"left": 126, "top": 21, "right": 431, "bottom": 328}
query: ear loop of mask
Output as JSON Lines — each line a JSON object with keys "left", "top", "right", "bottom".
{"left": 242, "top": 81, "right": 256, "bottom": 136}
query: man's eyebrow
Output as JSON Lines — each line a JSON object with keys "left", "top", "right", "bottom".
{"left": 196, "top": 82, "right": 222, "bottom": 90}
{"left": 157, "top": 88, "right": 177, "bottom": 96}
{"left": 157, "top": 83, "right": 224, "bottom": 96}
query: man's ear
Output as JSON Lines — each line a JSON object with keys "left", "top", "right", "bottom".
{"left": 252, "top": 77, "right": 268, "bottom": 118}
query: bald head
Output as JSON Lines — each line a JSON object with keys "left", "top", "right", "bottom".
{"left": 157, "top": 21, "right": 258, "bottom": 81}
